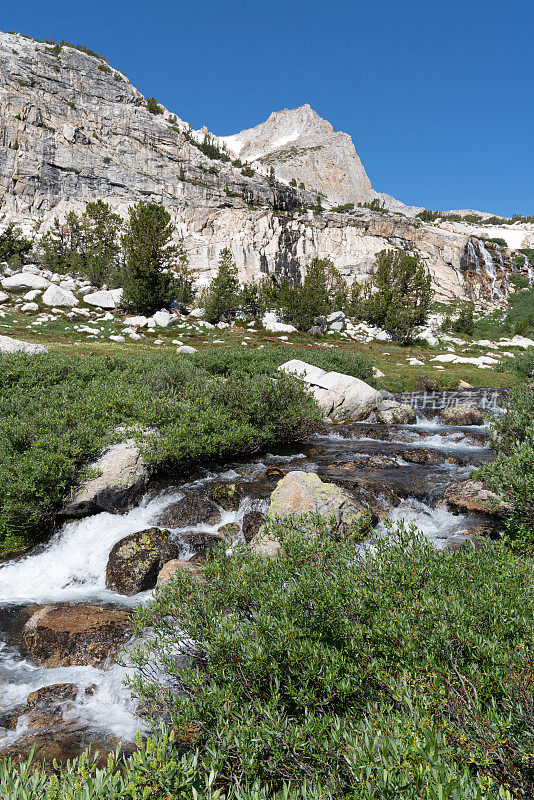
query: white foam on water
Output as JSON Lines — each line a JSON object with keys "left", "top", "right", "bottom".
{"left": 376, "top": 498, "right": 479, "bottom": 546}
{"left": 0, "top": 494, "right": 182, "bottom": 606}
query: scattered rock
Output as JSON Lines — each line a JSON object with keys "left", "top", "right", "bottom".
{"left": 23, "top": 604, "right": 131, "bottom": 668}
{"left": 156, "top": 493, "right": 221, "bottom": 528}
{"left": 0, "top": 335, "right": 47, "bottom": 354}
{"left": 440, "top": 404, "right": 484, "bottom": 426}
{"left": 1, "top": 273, "right": 49, "bottom": 292}
{"left": 242, "top": 510, "right": 266, "bottom": 542}
{"left": 105, "top": 528, "right": 179, "bottom": 596}
{"left": 208, "top": 482, "right": 243, "bottom": 511}
{"left": 176, "top": 345, "right": 197, "bottom": 354}
{"left": 62, "top": 439, "right": 148, "bottom": 517}
{"left": 157, "top": 559, "right": 205, "bottom": 587}
{"left": 444, "top": 479, "right": 512, "bottom": 517}
{"left": 262, "top": 311, "right": 297, "bottom": 333}
{"left": 42, "top": 285, "right": 78, "bottom": 307}
{"left": 457, "top": 380, "right": 473, "bottom": 390}
{"left": 84, "top": 289, "right": 121, "bottom": 309}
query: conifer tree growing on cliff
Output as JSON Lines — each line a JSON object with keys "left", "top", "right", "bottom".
{"left": 121, "top": 201, "right": 177, "bottom": 314}
{"left": 205, "top": 247, "right": 241, "bottom": 323}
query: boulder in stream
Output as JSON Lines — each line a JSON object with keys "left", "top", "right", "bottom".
{"left": 105, "top": 527, "right": 179, "bottom": 596}
{"left": 156, "top": 493, "right": 221, "bottom": 528}
{"left": 440, "top": 404, "right": 484, "bottom": 426}
{"left": 279, "top": 360, "right": 381, "bottom": 420}
{"left": 376, "top": 403, "right": 416, "bottom": 425}
{"left": 157, "top": 558, "right": 205, "bottom": 587}
{"left": 252, "top": 471, "right": 371, "bottom": 557}
{"left": 444, "top": 479, "right": 512, "bottom": 517}
{"left": 23, "top": 603, "right": 131, "bottom": 668}
{"left": 208, "top": 482, "right": 243, "bottom": 511}
{"left": 62, "top": 439, "right": 148, "bottom": 517}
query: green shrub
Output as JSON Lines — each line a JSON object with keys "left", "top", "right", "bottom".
{"left": 146, "top": 96, "right": 163, "bottom": 115}
{"left": 0, "top": 223, "right": 33, "bottom": 263}
{"left": 98, "top": 63, "right": 111, "bottom": 73}
{"left": 127, "top": 516, "right": 534, "bottom": 797}
{"left": 241, "top": 165, "right": 254, "bottom": 177}
{"left": 497, "top": 347, "right": 534, "bottom": 378}
{"left": 477, "top": 382, "right": 534, "bottom": 539}
{"left": 0, "top": 733, "right": 223, "bottom": 800}
{"left": 188, "top": 345, "right": 375, "bottom": 383}
{"left": 0, "top": 352, "right": 319, "bottom": 554}
{"left": 488, "top": 237, "right": 507, "bottom": 248}
{"left": 331, "top": 202, "right": 354, "bottom": 213}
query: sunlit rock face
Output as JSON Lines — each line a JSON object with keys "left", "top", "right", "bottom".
{"left": 0, "top": 30, "right": 529, "bottom": 303}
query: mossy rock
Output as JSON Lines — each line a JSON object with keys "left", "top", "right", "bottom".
{"left": 105, "top": 527, "right": 179, "bottom": 596}
{"left": 208, "top": 483, "right": 243, "bottom": 511}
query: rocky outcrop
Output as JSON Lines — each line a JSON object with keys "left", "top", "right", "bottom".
{"left": 0, "top": 31, "right": 515, "bottom": 304}
{"left": 105, "top": 527, "right": 179, "bottom": 596}
{"left": 62, "top": 439, "right": 148, "bottom": 517}
{"left": 23, "top": 604, "right": 131, "bottom": 667}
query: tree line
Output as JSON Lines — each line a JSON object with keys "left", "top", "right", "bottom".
{"left": 0, "top": 200, "right": 433, "bottom": 343}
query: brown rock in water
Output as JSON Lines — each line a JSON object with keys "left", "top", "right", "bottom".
{"left": 157, "top": 559, "right": 205, "bottom": 587}
{"left": 156, "top": 494, "right": 221, "bottom": 528}
{"left": 23, "top": 604, "right": 131, "bottom": 668}
{"left": 445, "top": 479, "right": 512, "bottom": 518}
{"left": 25, "top": 683, "right": 78, "bottom": 730}
{"left": 242, "top": 510, "right": 266, "bottom": 542}
{"left": 440, "top": 404, "right": 484, "bottom": 426}
{"left": 401, "top": 448, "right": 446, "bottom": 465}
{"left": 208, "top": 483, "right": 243, "bottom": 511}
{"left": 105, "top": 527, "right": 179, "bottom": 596}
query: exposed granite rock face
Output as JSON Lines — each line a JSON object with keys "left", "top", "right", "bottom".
{"left": 0, "top": 31, "right": 518, "bottom": 303}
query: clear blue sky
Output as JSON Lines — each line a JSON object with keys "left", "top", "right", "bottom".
{"left": 2, "top": 0, "right": 533, "bottom": 215}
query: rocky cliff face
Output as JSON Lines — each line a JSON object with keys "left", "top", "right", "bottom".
{"left": 0, "top": 30, "right": 528, "bottom": 304}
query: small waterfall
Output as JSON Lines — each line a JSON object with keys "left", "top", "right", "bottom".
{"left": 478, "top": 240, "right": 503, "bottom": 302}
{"left": 525, "top": 255, "right": 534, "bottom": 288}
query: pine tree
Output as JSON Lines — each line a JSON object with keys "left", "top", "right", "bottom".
{"left": 205, "top": 247, "right": 241, "bottom": 323}
{"left": 361, "top": 249, "right": 433, "bottom": 344}
{"left": 173, "top": 240, "right": 195, "bottom": 306}
{"left": 79, "top": 200, "right": 122, "bottom": 286}
{"left": 121, "top": 201, "right": 177, "bottom": 313}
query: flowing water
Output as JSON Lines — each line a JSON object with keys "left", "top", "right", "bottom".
{"left": 0, "top": 389, "right": 505, "bottom": 761}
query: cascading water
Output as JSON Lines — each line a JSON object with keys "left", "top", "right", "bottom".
{"left": 525, "top": 255, "right": 534, "bottom": 288}
{"left": 478, "top": 240, "right": 503, "bottom": 302}
{"left": 0, "top": 391, "right": 504, "bottom": 761}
